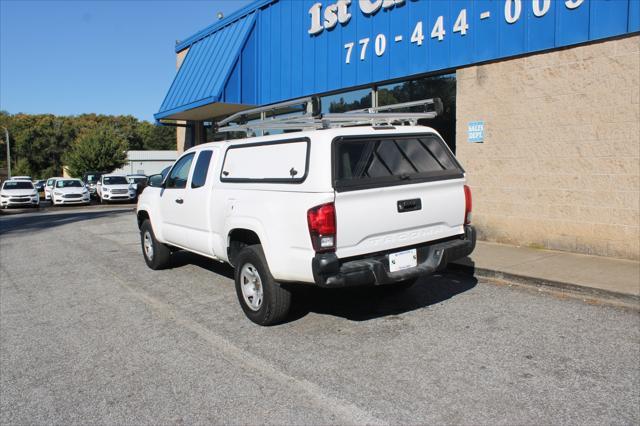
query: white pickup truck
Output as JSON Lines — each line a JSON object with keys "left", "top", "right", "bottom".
{"left": 137, "top": 124, "right": 475, "bottom": 325}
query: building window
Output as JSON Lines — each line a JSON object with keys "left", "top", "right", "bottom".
{"left": 321, "top": 88, "right": 372, "bottom": 113}
{"left": 378, "top": 74, "right": 456, "bottom": 152}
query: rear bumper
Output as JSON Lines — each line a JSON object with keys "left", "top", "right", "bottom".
{"left": 312, "top": 226, "right": 476, "bottom": 288}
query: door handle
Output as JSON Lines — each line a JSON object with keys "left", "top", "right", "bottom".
{"left": 175, "top": 198, "right": 184, "bottom": 204}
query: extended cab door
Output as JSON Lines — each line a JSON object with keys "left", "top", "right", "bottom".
{"left": 177, "top": 148, "right": 217, "bottom": 256}
{"left": 332, "top": 133, "right": 467, "bottom": 258}
{"left": 159, "top": 152, "right": 195, "bottom": 247}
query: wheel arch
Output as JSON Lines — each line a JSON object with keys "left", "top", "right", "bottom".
{"left": 137, "top": 210, "right": 150, "bottom": 229}
{"left": 227, "top": 228, "right": 263, "bottom": 266}
{"left": 136, "top": 209, "right": 166, "bottom": 243}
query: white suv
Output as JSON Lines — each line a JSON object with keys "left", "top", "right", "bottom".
{"left": 137, "top": 123, "right": 475, "bottom": 325}
{"left": 97, "top": 175, "right": 136, "bottom": 203}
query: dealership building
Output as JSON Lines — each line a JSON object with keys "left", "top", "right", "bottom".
{"left": 155, "top": 0, "right": 639, "bottom": 260}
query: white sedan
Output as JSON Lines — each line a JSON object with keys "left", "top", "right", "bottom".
{"left": 0, "top": 180, "right": 40, "bottom": 209}
{"left": 51, "top": 179, "right": 91, "bottom": 206}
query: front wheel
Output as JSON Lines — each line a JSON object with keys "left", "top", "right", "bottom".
{"left": 234, "top": 245, "right": 291, "bottom": 326}
{"left": 140, "top": 220, "right": 171, "bottom": 270}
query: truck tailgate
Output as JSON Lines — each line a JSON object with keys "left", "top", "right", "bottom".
{"left": 334, "top": 179, "right": 465, "bottom": 258}
{"left": 332, "top": 132, "right": 467, "bottom": 259}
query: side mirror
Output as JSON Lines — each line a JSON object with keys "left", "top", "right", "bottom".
{"left": 147, "top": 174, "right": 164, "bottom": 188}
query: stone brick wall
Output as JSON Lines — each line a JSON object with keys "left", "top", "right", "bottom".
{"left": 176, "top": 48, "right": 189, "bottom": 153}
{"left": 456, "top": 35, "right": 639, "bottom": 260}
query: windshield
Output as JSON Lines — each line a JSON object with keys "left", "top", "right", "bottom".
{"left": 56, "top": 180, "right": 83, "bottom": 188}
{"left": 47, "top": 179, "right": 55, "bottom": 186}
{"left": 103, "top": 176, "right": 128, "bottom": 185}
{"left": 129, "top": 177, "right": 146, "bottom": 183}
{"left": 85, "top": 175, "right": 99, "bottom": 184}
{"left": 3, "top": 181, "right": 34, "bottom": 190}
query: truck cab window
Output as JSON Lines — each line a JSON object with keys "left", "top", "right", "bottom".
{"left": 191, "top": 150, "right": 213, "bottom": 189}
{"left": 166, "top": 153, "right": 195, "bottom": 189}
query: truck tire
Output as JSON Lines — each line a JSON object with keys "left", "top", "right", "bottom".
{"left": 140, "top": 220, "right": 171, "bottom": 270}
{"left": 234, "top": 245, "right": 291, "bottom": 326}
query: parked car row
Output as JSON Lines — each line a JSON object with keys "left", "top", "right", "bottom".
{"left": 1, "top": 173, "right": 149, "bottom": 210}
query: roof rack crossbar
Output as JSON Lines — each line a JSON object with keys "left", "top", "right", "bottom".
{"left": 217, "top": 96, "right": 316, "bottom": 127}
{"left": 215, "top": 97, "right": 441, "bottom": 135}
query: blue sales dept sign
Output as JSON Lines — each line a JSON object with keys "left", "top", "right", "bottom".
{"left": 468, "top": 121, "right": 485, "bottom": 143}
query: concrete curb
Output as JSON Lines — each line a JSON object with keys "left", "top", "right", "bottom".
{"left": 449, "top": 263, "right": 640, "bottom": 309}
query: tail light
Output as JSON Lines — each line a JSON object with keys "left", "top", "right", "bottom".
{"left": 464, "top": 185, "right": 472, "bottom": 225}
{"left": 307, "top": 202, "right": 336, "bottom": 252}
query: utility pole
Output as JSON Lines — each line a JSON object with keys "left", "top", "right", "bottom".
{"left": 1, "top": 126, "right": 10, "bottom": 179}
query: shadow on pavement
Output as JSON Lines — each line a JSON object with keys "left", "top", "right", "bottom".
{"left": 168, "top": 248, "right": 477, "bottom": 323}
{"left": 287, "top": 267, "right": 477, "bottom": 322}
{"left": 169, "top": 250, "right": 235, "bottom": 280}
{"left": 0, "top": 209, "right": 134, "bottom": 236}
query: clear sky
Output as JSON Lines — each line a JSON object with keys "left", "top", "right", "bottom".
{"left": 0, "top": 0, "right": 252, "bottom": 122}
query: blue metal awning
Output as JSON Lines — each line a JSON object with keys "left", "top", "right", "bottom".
{"left": 155, "top": 12, "right": 257, "bottom": 120}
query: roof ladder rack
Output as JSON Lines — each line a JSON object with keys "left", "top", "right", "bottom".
{"left": 215, "top": 96, "right": 442, "bottom": 135}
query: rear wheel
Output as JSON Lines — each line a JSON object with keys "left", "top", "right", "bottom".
{"left": 140, "top": 220, "right": 171, "bottom": 270}
{"left": 234, "top": 245, "right": 291, "bottom": 326}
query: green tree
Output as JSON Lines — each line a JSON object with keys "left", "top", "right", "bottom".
{"left": 64, "top": 126, "right": 128, "bottom": 177}
{"left": 137, "top": 121, "right": 176, "bottom": 150}
{"left": 0, "top": 111, "right": 177, "bottom": 179}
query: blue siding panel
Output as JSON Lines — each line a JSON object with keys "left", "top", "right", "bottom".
{"left": 327, "top": 11, "right": 343, "bottom": 92}
{"left": 388, "top": 2, "right": 410, "bottom": 79}
{"left": 223, "top": 59, "right": 241, "bottom": 104}
{"left": 473, "top": 0, "right": 500, "bottom": 63}
{"left": 630, "top": 0, "right": 640, "bottom": 32}
{"left": 590, "top": 0, "right": 629, "bottom": 39}
{"left": 408, "top": 0, "right": 429, "bottom": 76}
{"left": 290, "top": 0, "right": 304, "bottom": 98}
{"left": 157, "top": 0, "right": 638, "bottom": 120}
{"left": 526, "top": 0, "right": 556, "bottom": 52}
{"left": 450, "top": 0, "right": 475, "bottom": 68}
{"left": 241, "top": 23, "right": 257, "bottom": 105}
{"left": 499, "top": 0, "right": 527, "bottom": 57}
{"left": 428, "top": 1, "right": 452, "bottom": 72}
{"left": 339, "top": 3, "right": 358, "bottom": 88}
{"left": 556, "top": 0, "right": 590, "bottom": 46}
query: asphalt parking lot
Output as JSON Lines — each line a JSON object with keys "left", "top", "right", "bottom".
{"left": 1, "top": 207, "right": 638, "bottom": 425}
